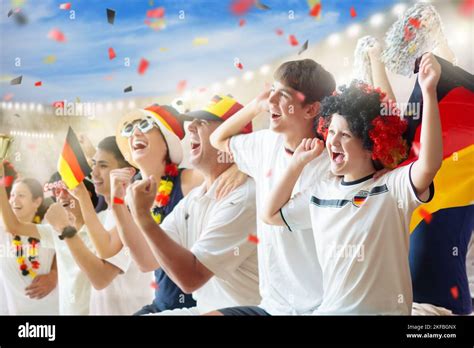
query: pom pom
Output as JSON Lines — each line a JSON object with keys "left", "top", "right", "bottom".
{"left": 382, "top": 3, "right": 446, "bottom": 76}
{"left": 352, "top": 36, "right": 378, "bottom": 85}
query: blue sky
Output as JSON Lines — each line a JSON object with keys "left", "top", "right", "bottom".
{"left": 0, "top": 0, "right": 397, "bottom": 103}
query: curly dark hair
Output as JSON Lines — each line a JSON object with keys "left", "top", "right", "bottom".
{"left": 318, "top": 80, "right": 383, "bottom": 150}
{"left": 317, "top": 80, "right": 408, "bottom": 169}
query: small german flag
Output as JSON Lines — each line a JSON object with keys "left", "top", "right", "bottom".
{"left": 352, "top": 191, "right": 369, "bottom": 208}
{"left": 57, "top": 127, "right": 91, "bottom": 189}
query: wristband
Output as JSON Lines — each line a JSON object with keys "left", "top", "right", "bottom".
{"left": 59, "top": 226, "right": 78, "bottom": 240}
{"left": 113, "top": 196, "right": 125, "bottom": 205}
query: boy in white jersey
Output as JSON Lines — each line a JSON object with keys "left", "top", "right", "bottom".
{"left": 209, "top": 59, "right": 335, "bottom": 315}
{"left": 262, "top": 53, "right": 442, "bottom": 315}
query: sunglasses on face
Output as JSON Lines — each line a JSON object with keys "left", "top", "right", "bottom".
{"left": 121, "top": 117, "right": 157, "bottom": 138}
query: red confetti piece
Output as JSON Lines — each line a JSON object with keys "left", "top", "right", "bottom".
{"left": 108, "top": 47, "right": 116, "bottom": 60}
{"left": 104, "top": 75, "right": 114, "bottom": 81}
{"left": 408, "top": 17, "right": 421, "bottom": 29}
{"left": 138, "top": 58, "right": 149, "bottom": 75}
{"left": 150, "top": 281, "right": 159, "bottom": 290}
{"left": 177, "top": 80, "right": 187, "bottom": 93}
{"left": 295, "top": 91, "right": 306, "bottom": 102}
{"left": 419, "top": 207, "right": 432, "bottom": 224}
{"left": 275, "top": 28, "right": 283, "bottom": 36}
{"left": 239, "top": 18, "right": 246, "bottom": 27}
{"left": 146, "top": 7, "right": 165, "bottom": 18}
{"left": 450, "top": 286, "right": 459, "bottom": 300}
{"left": 459, "top": 0, "right": 474, "bottom": 16}
{"left": 59, "top": 3, "right": 71, "bottom": 10}
{"left": 288, "top": 34, "right": 299, "bottom": 46}
{"left": 230, "top": 0, "right": 254, "bottom": 16}
{"left": 3, "top": 93, "right": 14, "bottom": 101}
{"left": 265, "top": 169, "right": 272, "bottom": 178}
{"left": 248, "top": 234, "right": 259, "bottom": 244}
{"left": 235, "top": 61, "right": 243, "bottom": 70}
{"left": 350, "top": 6, "right": 357, "bottom": 18}
{"left": 34, "top": 81, "right": 42, "bottom": 87}
{"left": 52, "top": 101, "right": 65, "bottom": 108}
{"left": 309, "top": 3, "right": 321, "bottom": 17}
{"left": 47, "top": 28, "right": 66, "bottom": 42}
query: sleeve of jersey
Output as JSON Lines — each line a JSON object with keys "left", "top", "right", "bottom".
{"left": 105, "top": 246, "right": 132, "bottom": 273}
{"left": 160, "top": 197, "right": 187, "bottom": 246}
{"left": 36, "top": 224, "right": 56, "bottom": 249}
{"left": 279, "top": 188, "right": 313, "bottom": 232}
{"left": 228, "top": 130, "right": 266, "bottom": 178}
{"left": 190, "top": 183, "right": 258, "bottom": 281}
{"left": 385, "top": 163, "right": 435, "bottom": 212}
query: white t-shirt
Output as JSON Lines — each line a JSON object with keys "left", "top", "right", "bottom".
{"left": 467, "top": 233, "right": 474, "bottom": 299}
{"left": 229, "top": 129, "right": 328, "bottom": 315}
{"left": 281, "top": 163, "right": 434, "bottom": 315}
{"left": 0, "top": 225, "right": 59, "bottom": 315}
{"left": 160, "top": 177, "right": 260, "bottom": 314}
{"left": 37, "top": 223, "right": 92, "bottom": 315}
{"left": 0, "top": 274, "right": 8, "bottom": 314}
{"left": 89, "top": 210, "right": 154, "bottom": 315}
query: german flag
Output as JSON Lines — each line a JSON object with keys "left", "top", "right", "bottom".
{"left": 400, "top": 56, "right": 474, "bottom": 315}
{"left": 57, "top": 127, "right": 91, "bottom": 189}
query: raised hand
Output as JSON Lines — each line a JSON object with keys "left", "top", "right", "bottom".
{"left": 292, "top": 138, "right": 325, "bottom": 168}
{"left": 45, "top": 203, "right": 71, "bottom": 233}
{"left": 253, "top": 85, "right": 271, "bottom": 114}
{"left": 110, "top": 167, "right": 136, "bottom": 202}
{"left": 418, "top": 53, "right": 441, "bottom": 94}
{"left": 215, "top": 164, "right": 248, "bottom": 200}
{"left": 68, "top": 181, "right": 89, "bottom": 201}
{"left": 127, "top": 176, "right": 157, "bottom": 218}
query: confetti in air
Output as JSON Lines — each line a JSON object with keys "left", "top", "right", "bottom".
{"left": 48, "top": 28, "right": 66, "bottom": 42}
{"left": 419, "top": 207, "right": 432, "bottom": 224}
{"left": 106, "top": 8, "right": 116, "bottom": 24}
{"left": 108, "top": 47, "right": 116, "bottom": 60}
{"left": 138, "top": 58, "right": 150, "bottom": 75}
{"left": 288, "top": 35, "right": 299, "bottom": 46}
{"left": 248, "top": 234, "right": 259, "bottom": 244}
{"left": 59, "top": 3, "right": 71, "bottom": 10}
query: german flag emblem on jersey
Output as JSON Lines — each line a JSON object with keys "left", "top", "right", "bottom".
{"left": 352, "top": 190, "right": 369, "bottom": 208}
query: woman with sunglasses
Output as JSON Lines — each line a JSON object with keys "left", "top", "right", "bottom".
{"left": 78, "top": 104, "right": 246, "bottom": 314}
{"left": 0, "top": 161, "right": 59, "bottom": 314}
